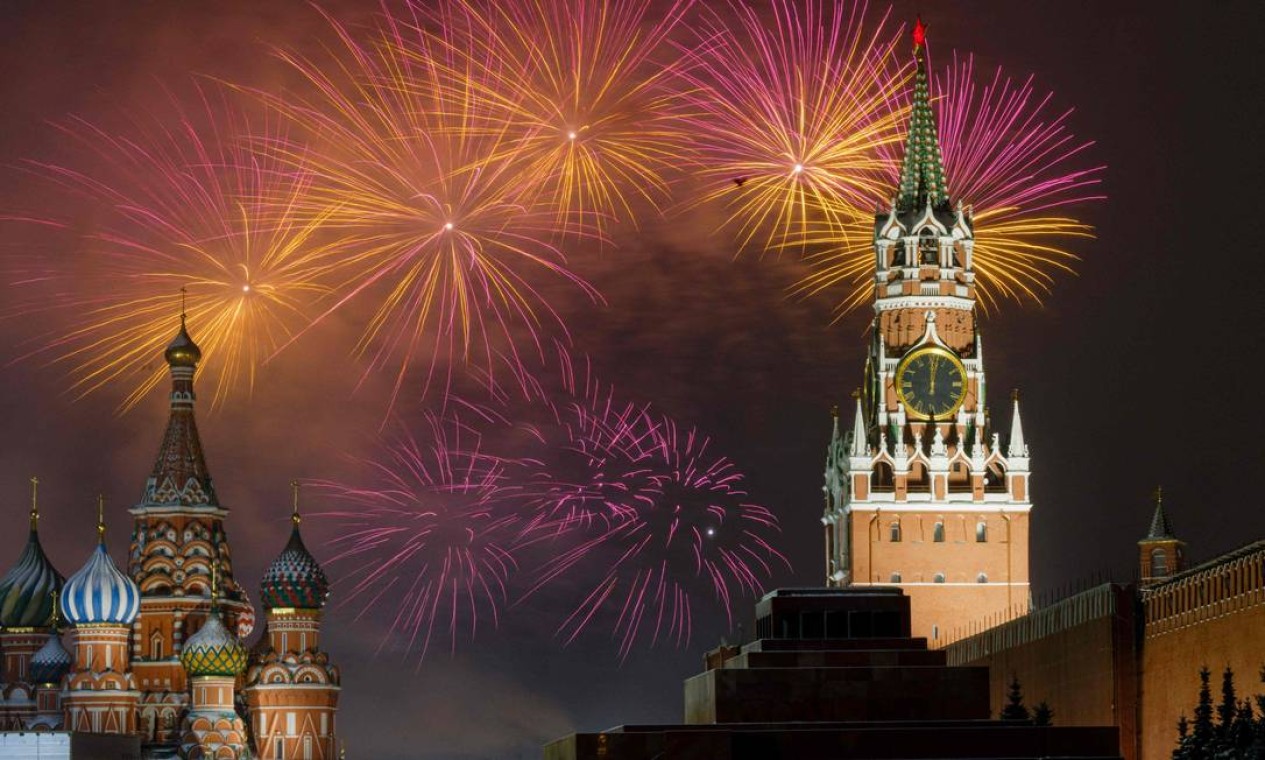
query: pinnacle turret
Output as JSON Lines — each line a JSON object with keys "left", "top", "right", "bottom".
{"left": 1007, "top": 390, "right": 1028, "bottom": 459}
{"left": 1145, "top": 487, "right": 1175, "bottom": 540}
{"left": 850, "top": 394, "right": 867, "bottom": 457}
{"left": 895, "top": 17, "right": 951, "bottom": 214}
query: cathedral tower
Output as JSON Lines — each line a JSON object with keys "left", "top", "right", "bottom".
{"left": 822, "top": 19, "right": 1031, "bottom": 643}
{"left": 128, "top": 311, "right": 255, "bottom": 747}
{"left": 59, "top": 499, "right": 142, "bottom": 734}
{"left": 245, "top": 484, "right": 341, "bottom": 760}
{"left": 0, "top": 480, "right": 63, "bottom": 728}
{"left": 178, "top": 568, "right": 250, "bottom": 760}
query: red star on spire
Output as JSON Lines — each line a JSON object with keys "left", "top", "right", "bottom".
{"left": 913, "top": 16, "right": 927, "bottom": 47}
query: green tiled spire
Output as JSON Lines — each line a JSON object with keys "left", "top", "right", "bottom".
{"left": 896, "top": 18, "right": 950, "bottom": 213}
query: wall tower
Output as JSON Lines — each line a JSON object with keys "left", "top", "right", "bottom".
{"left": 823, "top": 19, "right": 1032, "bottom": 644}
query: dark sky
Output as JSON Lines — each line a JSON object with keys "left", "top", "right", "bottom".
{"left": 2, "top": 1, "right": 1264, "bottom": 758}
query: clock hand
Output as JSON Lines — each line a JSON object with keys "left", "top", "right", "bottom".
{"left": 929, "top": 356, "right": 939, "bottom": 394}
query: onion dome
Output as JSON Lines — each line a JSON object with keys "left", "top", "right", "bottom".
{"left": 60, "top": 499, "right": 141, "bottom": 626}
{"left": 260, "top": 485, "right": 329, "bottom": 610}
{"left": 164, "top": 313, "right": 202, "bottom": 368}
{"left": 29, "top": 630, "right": 71, "bottom": 685}
{"left": 0, "top": 479, "right": 64, "bottom": 629}
{"left": 181, "top": 610, "right": 247, "bottom": 678}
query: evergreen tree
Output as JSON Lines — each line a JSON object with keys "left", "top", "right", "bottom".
{"left": 1174, "top": 715, "right": 1193, "bottom": 760}
{"left": 1032, "top": 701, "right": 1054, "bottom": 727}
{"left": 1213, "top": 667, "right": 1237, "bottom": 758}
{"left": 1230, "top": 699, "right": 1256, "bottom": 758}
{"left": 1000, "top": 675, "right": 1030, "bottom": 721}
{"left": 1193, "top": 667, "right": 1215, "bottom": 759}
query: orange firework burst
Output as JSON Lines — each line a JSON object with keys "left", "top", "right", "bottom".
{"left": 392, "top": 0, "right": 695, "bottom": 238}
{"left": 6, "top": 85, "right": 331, "bottom": 411}
{"left": 253, "top": 7, "right": 600, "bottom": 407}
{"left": 674, "top": 0, "right": 910, "bottom": 253}
{"left": 795, "top": 50, "right": 1105, "bottom": 315}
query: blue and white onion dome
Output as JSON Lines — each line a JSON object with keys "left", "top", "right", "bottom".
{"left": 60, "top": 504, "right": 140, "bottom": 627}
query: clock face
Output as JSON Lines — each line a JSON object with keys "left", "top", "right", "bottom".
{"left": 896, "top": 346, "right": 967, "bottom": 419}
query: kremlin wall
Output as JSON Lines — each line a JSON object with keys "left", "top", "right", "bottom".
{"left": 0, "top": 318, "right": 341, "bottom": 759}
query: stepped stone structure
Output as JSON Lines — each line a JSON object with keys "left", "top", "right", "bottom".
{"left": 546, "top": 587, "right": 1122, "bottom": 760}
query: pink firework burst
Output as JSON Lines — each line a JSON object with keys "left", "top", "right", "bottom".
{"left": 796, "top": 49, "right": 1106, "bottom": 314}
{"left": 312, "top": 413, "right": 526, "bottom": 662}
{"left": 496, "top": 351, "right": 788, "bottom": 660}
{"left": 672, "top": 0, "right": 909, "bottom": 253}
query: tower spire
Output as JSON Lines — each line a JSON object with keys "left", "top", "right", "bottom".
{"left": 1147, "top": 486, "right": 1175, "bottom": 539}
{"left": 896, "top": 16, "right": 950, "bottom": 213}
{"left": 142, "top": 309, "right": 216, "bottom": 508}
{"left": 1007, "top": 389, "right": 1027, "bottom": 458}
{"left": 850, "top": 390, "right": 867, "bottom": 457}
{"left": 29, "top": 475, "right": 39, "bottom": 532}
{"left": 291, "top": 479, "right": 302, "bottom": 528}
{"left": 96, "top": 494, "right": 105, "bottom": 545}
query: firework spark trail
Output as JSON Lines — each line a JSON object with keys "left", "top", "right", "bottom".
{"left": 672, "top": 0, "right": 910, "bottom": 254}
{"left": 469, "top": 346, "right": 786, "bottom": 659}
{"left": 313, "top": 412, "right": 527, "bottom": 663}
{"left": 396, "top": 0, "right": 696, "bottom": 238}
{"left": 250, "top": 5, "right": 601, "bottom": 410}
{"left": 795, "top": 50, "right": 1105, "bottom": 314}
{"left": 3, "top": 84, "right": 332, "bottom": 411}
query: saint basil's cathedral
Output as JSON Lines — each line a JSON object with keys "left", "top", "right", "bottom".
{"left": 0, "top": 317, "right": 341, "bottom": 759}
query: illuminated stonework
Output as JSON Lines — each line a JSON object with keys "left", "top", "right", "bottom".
{"left": 823, "top": 24, "right": 1031, "bottom": 644}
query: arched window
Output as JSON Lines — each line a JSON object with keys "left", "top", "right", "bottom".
{"left": 985, "top": 462, "right": 1008, "bottom": 493}
{"left": 1150, "top": 548, "right": 1168, "bottom": 578}
{"left": 933, "top": 522, "right": 945, "bottom": 543}
{"left": 949, "top": 461, "right": 971, "bottom": 493}
{"left": 976, "top": 521, "right": 988, "bottom": 543}
{"left": 933, "top": 573, "right": 945, "bottom": 583}
{"left": 890, "top": 572, "right": 902, "bottom": 583}
{"left": 890, "top": 241, "right": 907, "bottom": 268}
{"left": 919, "top": 228, "right": 939, "bottom": 264}
{"left": 872, "top": 461, "right": 894, "bottom": 491}
{"left": 908, "top": 462, "right": 931, "bottom": 493}
{"left": 932, "top": 624, "right": 940, "bottom": 640}
{"left": 889, "top": 521, "right": 902, "bottom": 542}
{"left": 150, "top": 631, "right": 164, "bottom": 661}
{"left": 977, "top": 573, "right": 988, "bottom": 583}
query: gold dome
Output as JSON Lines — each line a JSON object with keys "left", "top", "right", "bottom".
{"left": 164, "top": 318, "right": 202, "bottom": 368}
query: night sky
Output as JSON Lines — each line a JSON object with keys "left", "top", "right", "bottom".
{"left": 2, "top": 1, "right": 1264, "bottom": 758}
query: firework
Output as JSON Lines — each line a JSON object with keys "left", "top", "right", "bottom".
{"left": 396, "top": 0, "right": 695, "bottom": 237}
{"left": 480, "top": 348, "right": 787, "bottom": 659}
{"left": 796, "top": 51, "right": 1105, "bottom": 314}
{"left": 673, "top": 0, "right": 910, "bottom": 253}
{"left": 5, "top": 86, "right": 331, "bottom": 411}
{"left": 254, "top": 7, "right": 600, "bottom": 407}
{"left": 313, "top": 413, "right": 526, "bottom": 661}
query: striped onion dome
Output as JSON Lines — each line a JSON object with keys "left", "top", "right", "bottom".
{"left": 60, "top": 542, "right": 141, "bottom": 626}
{"left": 180, "top": 610, "right": 247, "bottom": 677}
{"left": 0, "top": 527, "right": 63, "bottom": 629}
{"left": 29, "top": 630, "right": 71, "bottom": 685}
{"left": 260, "top": 521, "right": 329, "bottom": 610}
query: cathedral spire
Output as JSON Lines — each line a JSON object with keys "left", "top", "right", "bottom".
{"left": 141, "top": 302, "right": 217, "bottom": 508}
{"left": 896, "top": 17, "right": 950, "bottom": 214}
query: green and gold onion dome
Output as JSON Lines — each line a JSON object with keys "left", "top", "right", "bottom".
{"left": 260, "top": 513, "right": 329, "bottom": 611}
{"left": 164, "top": 316, "right": 202, "bottom": 368}
{"left": 181, "top": 608, "right": 247, "bottom": 678}
{"left": 0, "top": 519, "right": 63, "bottom": 629}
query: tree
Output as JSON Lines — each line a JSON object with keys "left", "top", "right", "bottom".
{"left": 1193, "top": 667, "right": 1215, "bottom": 758}
{"left": 1174, "top": 715, "right": 1194, "bottom": 760}
{"left": 1032, "top": 701, "right": 1054, "bottom": 727}
{"left": 1001, "top": 675, "right": 1030, "bottom": 721}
